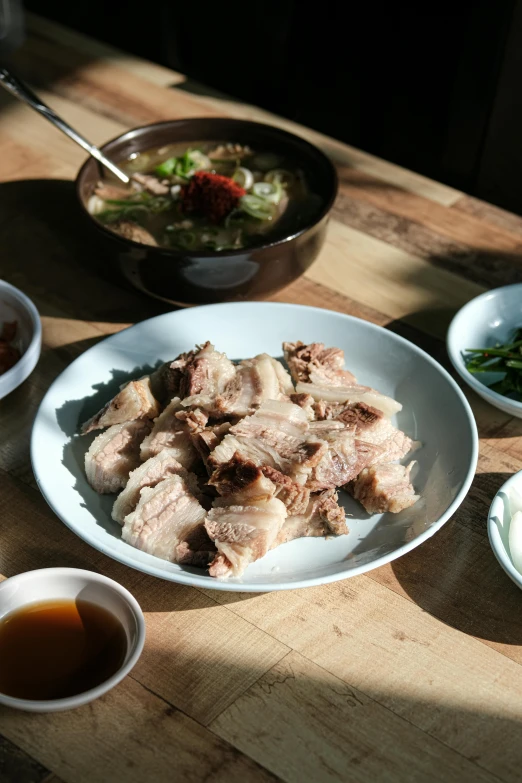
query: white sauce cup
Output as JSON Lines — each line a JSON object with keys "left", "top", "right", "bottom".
{"left": 0, "top": 567, "right": 145, "bottom": 712}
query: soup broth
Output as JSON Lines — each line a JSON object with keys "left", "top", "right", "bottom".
{"left": 88, "top": 140, "right": 322, "bottom": 252}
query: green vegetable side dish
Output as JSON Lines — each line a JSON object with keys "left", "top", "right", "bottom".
{"left": 464, "top": 328, "right": 522, "bottom": 398}
{"left": 87, "top": 141, "right": 319, "bottom": 252}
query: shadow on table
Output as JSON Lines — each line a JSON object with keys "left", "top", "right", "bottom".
{"left": 389, "top": 471, "right": 522, "bottom": 646}
{"left": 0, "top": 178, "right": 170, "bottom": 323}
{"left": 0, "top": 652, "right": 519, "bottom": 782}
{"left": 384, "top": 310, "right": 522, "bottom": 439}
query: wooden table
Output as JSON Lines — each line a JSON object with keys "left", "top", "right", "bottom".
{"left": 1, "top": 15, "right": 522, "bottom": 783}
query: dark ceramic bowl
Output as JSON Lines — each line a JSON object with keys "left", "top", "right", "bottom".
{"left": 76, "top": 118, "right": 338, "bottom": 306}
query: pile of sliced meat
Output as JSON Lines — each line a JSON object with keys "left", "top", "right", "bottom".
{"left": 82, "top": 340, "right": 419, "bottom": 579}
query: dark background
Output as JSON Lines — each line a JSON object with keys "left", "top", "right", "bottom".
{"left": 21, "top": 0, "right": 522, "bottom": 214}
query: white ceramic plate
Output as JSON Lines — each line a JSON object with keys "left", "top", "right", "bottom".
{"left": 447, "top": 284, "right": 522, "bottom": 418}
{"left": 31, "top": 302, "right": 478, "bottom": 592}
{"left": 488, "top": 471, "right": 522, "bottom": 591}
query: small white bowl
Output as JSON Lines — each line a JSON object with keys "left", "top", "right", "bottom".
{"left": 0, "top": 568, "right": 145, "bottom": 712}
{"left": 447, "top": 284, "right": 522, "bottom": 418}
{"left": 0, "top": 280, "right": 42, "bottom": 400}
{"left": 488, "top": 471, "right": 522, "bottom": 590}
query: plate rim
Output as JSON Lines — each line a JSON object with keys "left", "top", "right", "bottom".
{"left": 31, "top": 301, "right": 479, "bottom": 592}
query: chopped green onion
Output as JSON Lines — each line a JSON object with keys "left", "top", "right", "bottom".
{"left": 252, "top": 181, "right": 283, "bottom": 204}
{"left": 233, "top": 167, "right": 254, "bottom": 190}
{"left": 188, "top": 150, "right": 211, "bottom": 170}
{"left": 154, "top": 157, "right": 177, "bottom": 178}
{"left": 155, "top": 149, "right": 210, "bottom": 180}
{"left": 239, "top": 195, "right": 276, "bottom": 220}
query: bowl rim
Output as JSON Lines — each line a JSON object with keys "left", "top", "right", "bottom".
{"left": 0, "top": 567, "right": 146, "bottom": 712}
{"left": 447, "top": 283, "right": 522, "bottom": 413}
{"left": 75, "top": 117, "right": 339, "bottom": 258}
{"left": 488, "top": 471, "right": 522, "bottom": 590}
{"left": 0, "top": 280, "right": 42, "bottom": 397}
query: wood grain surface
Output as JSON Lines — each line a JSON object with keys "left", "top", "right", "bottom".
{"left": 1, "top": 13, "right": 522, "bottom": 783}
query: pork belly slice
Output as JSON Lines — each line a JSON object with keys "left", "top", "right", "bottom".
{"left": 83, "top": 345, "right": 207, "bottom": 434}
{"left": 209, "top": 431, "right": 283, "bottom": 473}
{"left": 175, "top": 407, "right": 209, "bottom": 432}
{"left": 231, "top": 399, "right": 309, "bottom": 451}
{"left": 306, "top": 420, "right": 384, "bottom": 490}
{"left": 205, "top": 495, "right": 287, "bottom": 578}
{"left": 275, "top": 488, "right": 348, "bottom": 546}
{"left": 218, "top": 354, "right": 293, "bottom": 418}
{"left": 283, "top": 341, "right": 357, "bottom": 387}
{"left": 85, "top": 420, "right": 151, "bottom": 494}
{"left": 295, "top": 381, "right": 402, "bottom": 418}
{"left": 209, "top": 454, "right": 276, "bottom": 501}
{"left": 148, "top": 344, "right": 206, "bottom": 403}
{"left": 314, "top": 401, "right": 415, "bottom": 463}
{"left": 191, "top": 422, "right": 231, "bottom": 473}
{"left": 122, "top": 475, "right": 214, "bottom": 566}
{"left": 140, "top": 398, "right": 200, "bottom": 468}
{"left": 178, "top": 341, "right": 236, "bottom": 406}
{"left": 209, "top": 454, "right": 310, "bottom": 514}
{"left": 183, "top": 353, "right": 293, "bottom": 418}
{"left": 112, "top": 449, "right": 200, "bottom": 524}
{"left": 290, "top": 392, "right": 315, "bottom": 421}
{"left": 336, "top": 402, "right": 416, "bottom": 462}
{"left": 208, "top": 400, "right": 326, "bottom": 482}
{"left": 260, "top": 466, "right": 310, "bottom": 515}
{"left": 82, "top": 377, "right": 161, "bottom": 434}
{"left": 349, "top": 462, "right": 419, "bottom": 514}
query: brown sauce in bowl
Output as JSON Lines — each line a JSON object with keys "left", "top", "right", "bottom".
{"left": 0, "top": 599, "right": 127, "bottom": 700}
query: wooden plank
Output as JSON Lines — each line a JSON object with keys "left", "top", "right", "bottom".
{"left": 271, "top": 276, "right": 390, "bottom": 325}
{"left": 305, "top": 219, "right": 484, "bottom": 338}
{"left": 0, "top": 677, "right": 277, "bottom": 783}
{"left": 0, "top": 735, "right": 50, "bottom": 783}
{"left": 11, "top": 38, "right": 218, "bottom": 130}
{"left": 201, "top": 572, "right": 522, "bottom": 782}
{"left": 211, "top": 651, "right": 499, "bottom": 783}
{"left": 0, "top": 89, "right": 125, "bottom": 172}
{"left": 336, "top": 166, "right": 522, "bottom": 253}
{"left": 332, "top": 188, "right": 522, "bottom": 289}
{"left": 453, "top": 194, "right": 522, "bottom": 238}
{"left": 130, "top": 586, "right": 289, "bottom": 725}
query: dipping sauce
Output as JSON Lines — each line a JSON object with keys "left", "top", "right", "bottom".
{"left": 0, "top": 599, "right": 127, "bottom": 700}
